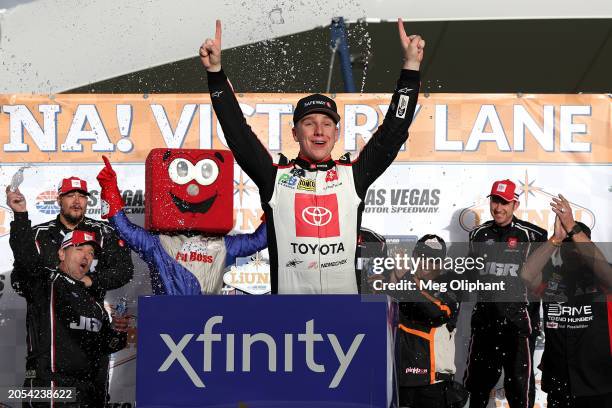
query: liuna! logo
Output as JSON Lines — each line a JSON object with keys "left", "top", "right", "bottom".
{"left": 158, "top": 316, "right": 365, "bottom": 388}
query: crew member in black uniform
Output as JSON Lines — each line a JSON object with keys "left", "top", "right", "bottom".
{"left": 199, "top": 19, "right": 423, "bottom": 294}
{"left": 463, "top": 179, "right": 547, "bottom": 408}
{"left": 521, "top": 194, "right": 612, "bottom": 408}
{"left": 394, "top": 235, "right": 467, "bottom": 408}
{"left": 6, "top": 177, "right": 133, "bottom": 405}
{"left": 10, "top": 229, "right": 127, "bottom": 407}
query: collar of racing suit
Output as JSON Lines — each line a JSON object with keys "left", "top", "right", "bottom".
{"left": 491, "top": 216, "right": 518, "bottom": 234}
{"left": 292, "top": 156, "right": 336, "bottom": 171}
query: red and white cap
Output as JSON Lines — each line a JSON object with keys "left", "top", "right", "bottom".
{"left": 60, "top": 230, "right": 100, "bottom": 251}
{"left": 58, "top": 177, "right": 89, "bottom": 196}
{"left": 488, "top": 179, "right": 519, "bottom": 202}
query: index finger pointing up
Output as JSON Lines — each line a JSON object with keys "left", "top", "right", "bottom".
{"left": 215, "top": 19, "right": 222, "bottom": 46}
{"left": 102, "top": 155, "right": 112, "bottom": 169}
{"left": 397, "top": 18, "right": 409, "bottom": 44}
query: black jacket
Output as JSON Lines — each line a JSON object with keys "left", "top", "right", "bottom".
{"left": 9, "top": 212, "right": 133, "bottom": 376}
{"left": 468, "top": 216, "right": 547, "bottom": 335}
{"left": 397, "top": 273, "right": 461, "bottom": 387}
{"left": 11, "top": 263, "right": 126, "bottom": 404}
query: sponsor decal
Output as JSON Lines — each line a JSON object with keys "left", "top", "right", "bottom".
{"left": 157, "top": 316, "right": 364, "bottom": 388}
{"left": 291, "top": 242, "right": 345, "bottom": 255}
{"left": 70, "top": 316, "right": 102, "bottom": 332}
{"left": 397, "top": 87, "right": 414, "bottom": 95}
{"left": 507, "top": 237, "right": 518, "bottom": 249}
{"left": 297, "top": 178, "right": 316, "bottom": 191}
{"left": 308, "top": 261, "right": 319, "bottom": 269}
{"left": 304, "top": 100, "right": 331, "bottom": 108}
{"left": 286, "top": 259, "right": 303, "bottom": 268}
{"left": 320, "top": 259, "right": 347, "bottom": 268}
{"left": 176, "top": 241, "right": 213, "bottom": 263}
{"left": 546, "top": 303, "right": 594, "bottom": 328}
{"left": 211, "top": 91, "right": 223, "bottom": 98}
{"left": 325, "top": 169, "right": 338, "bottom": 182}
{"left": 547, "top": 303, "right": 592, "bottom": 317}
{"left": 290, "top": 168, "right": 306, "bottom": 178}
{"left": 396, "top": 94, "right": 409, "bottom": 118}
{"left": 223, "top": 254, "right": 270, "bottom": 295}
{"left": 364, "top": 188, "right": 440, "bottom": 214}
{"left": 405, "top": 367, "right": 428, "bottom": 375}
{"left": 0, "top": 204, "right": 11, "bottom": 237}
{"left": 496, "top": 183, "right": 507, "bottom": 193}
{"left": 295, "top": 193, "right": 340, "bottom": 238}
{"left": 278, "top": 173, "right": 299, "bottom": 189}
{"left": 459, "top": 171, "right": 596, "bottom": 232}
{"left": 481, "top": 262, "right": 520, "bottom": 277}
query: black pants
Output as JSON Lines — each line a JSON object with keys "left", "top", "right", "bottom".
{"left": 400, "top": 381, "right": 453, "bottom": 408}
{"left": 463, "top": 331, "right": 536, "bottom": 408}
{"left": 544, "top": 375, "right": 612, "bottom": 408}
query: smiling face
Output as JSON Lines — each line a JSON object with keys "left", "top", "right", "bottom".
{"left": 58, "top": 244, "right": 95, "bottom": 281}
{"left": 489, "top": 195, "right": 519, "bottom": 227}
{"left": 292, "top": 113, "right": 338, "bottom": 162}
{"left": 145, "top": 149, "right": 234, "bottom": 234}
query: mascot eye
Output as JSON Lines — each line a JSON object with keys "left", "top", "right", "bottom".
{"left": 194, "top": 159, "right": 219, "bottom": 186}
{"left": 168, "top": 159, "right": 194, "bottom": 185}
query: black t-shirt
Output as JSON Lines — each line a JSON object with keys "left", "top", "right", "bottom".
{"left": 540, "top": 261, "right": 612, "bottom": 397}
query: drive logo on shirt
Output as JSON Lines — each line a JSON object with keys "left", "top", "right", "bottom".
{"left": 295, "top": 193, "right": 340, "bottom": 238}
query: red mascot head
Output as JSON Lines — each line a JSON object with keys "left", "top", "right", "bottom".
{"left": 145, "top": 149, "right": 233, "bottom": 234}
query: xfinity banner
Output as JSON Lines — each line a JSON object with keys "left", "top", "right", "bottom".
{"left": 137, "top": 295, "right": 397, "bottom": 407}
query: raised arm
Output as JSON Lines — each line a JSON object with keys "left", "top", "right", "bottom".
{"left": 225, "top": 220, "right": 268, "bottom": 266}
{"left": 201, "top": 20, "right": 277, "bottom": 201}
{"left": 551, "top": 194, "right": 612, "bottom": 290}
{"left": 97, "top": 156, "right": 160, "bottom": 266}
{"left": 521, "top": 215, "right": 563, "bottom": 292}
{"left": 6, "top": 187, "right": 45, "bottom": 297}
{"left": 352, "top": 19, "right": 424, "bottom": 198}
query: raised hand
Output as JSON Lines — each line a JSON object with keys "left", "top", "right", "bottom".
{"left": 398, "top": 18, "right": 425, "bottom": 71}
{"left": 199, "top": 19, "right": 222, "bottom": 72}
{"left": 5, "top": 185, "right": 27, "bottom": 213}
{"left": 97, "top": 156, "right": 124, "bottom": 219}
{"left": 552, "top": 214, "right": 567, "bottom": 241}
{"left": 550, "top": 194, "right": 576, "bottom": 232}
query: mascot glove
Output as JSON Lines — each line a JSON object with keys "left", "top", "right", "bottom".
{"left": 97, "top": 155, "right": 125, "bottom": 219}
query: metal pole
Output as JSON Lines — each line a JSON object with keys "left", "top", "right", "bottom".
{"left": 330, "top": 17, "right": 356, "bottom": 93}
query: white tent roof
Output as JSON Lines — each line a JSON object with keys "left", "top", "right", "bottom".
{"left": 1, "top": 0, "right": 611, "bottom": 93}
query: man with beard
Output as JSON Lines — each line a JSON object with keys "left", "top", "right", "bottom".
{"left": 521, "top": 195, "right": 612, "bottom": 407}
{"left": 6, "top": 176, "right": 133, "bottom": 406}
{"left": 463, "top": 179, "right": 547, "bottom": 408}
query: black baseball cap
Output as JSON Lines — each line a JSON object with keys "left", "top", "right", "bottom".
{"left": 293, "top": 94, "right": 340, "bottom": 124}
{"left": 413, "top": 234, "right": 447, "bottom": 259}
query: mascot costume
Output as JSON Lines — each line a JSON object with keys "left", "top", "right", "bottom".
{"left": 96, "top": 148, "right": 267, "bottom": 295}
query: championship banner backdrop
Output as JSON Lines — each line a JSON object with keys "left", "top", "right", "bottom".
{"left": 0, "top": 93, "right": 610, "bottom": 407}
{"left": 0, "top": 94, "right": 609, "bottom": 163}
